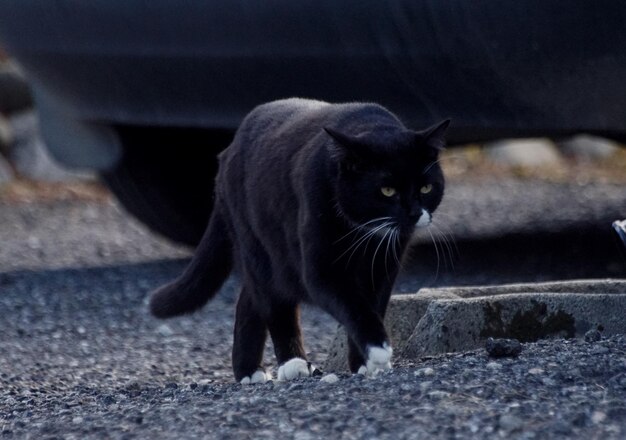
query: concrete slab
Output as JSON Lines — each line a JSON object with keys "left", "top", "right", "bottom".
{"left": 323, "top": 279, "right": 626, "bottom": 372}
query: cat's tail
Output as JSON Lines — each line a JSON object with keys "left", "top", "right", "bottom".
{"left": 149, "top": 202, "right": 232, "bottom": 318}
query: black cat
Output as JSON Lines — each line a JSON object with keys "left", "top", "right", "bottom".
{"left": 150, "top": 98, "right": 449, "bottom": 383}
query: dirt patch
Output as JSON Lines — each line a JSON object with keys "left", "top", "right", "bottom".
{"left": 442, "top": 144, "right": 626, "bottom": 184}
{"left": 0, "top": 178, "right": 111, "bottom": 203}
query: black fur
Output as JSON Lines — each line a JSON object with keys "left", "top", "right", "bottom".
{"left": 150, "top": 99, "right": 449, "bottom": 381}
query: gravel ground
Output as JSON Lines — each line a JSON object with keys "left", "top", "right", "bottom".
{"left": 0, "top": 177, "right": 625, "bottom": 439}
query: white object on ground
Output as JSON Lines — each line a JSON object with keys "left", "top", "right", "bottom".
{"left": 277, "top": 357, "right": 312, "bottom": 381}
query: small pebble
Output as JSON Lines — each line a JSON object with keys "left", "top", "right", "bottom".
{"left": 528, "top": 368, "right": 544, "bottom": 375}
{"left": 157, "top": 324, "right": 174, "bottom": 337}
{"left": 499, "top": 414, "right": 523, "bottom": 432}
{"left": 584, "top": 329, "right": 602, "bottom": 343}
{"left": 486, "top": 362, "right": 502, "bottom": 370}
{"left": 590, "top": 346, "right": 609, "bottom": 355}
{"left": 486, "top": 337, "right": 522, "bottom": 358}
{"left": 591, "top": 411, "right": 607, "bottom": 424}
{"left": 320, "top": 374, "right": 339, "bottom": 384}
{"left": 414, "top": 367, "right": 435, "bottom": 377}
{"left": 427, "top": 390, "right": 450, "bottom": 400}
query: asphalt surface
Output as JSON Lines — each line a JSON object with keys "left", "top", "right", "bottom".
{"left": 1, "top": 177, "right": 625, "bottom": 439}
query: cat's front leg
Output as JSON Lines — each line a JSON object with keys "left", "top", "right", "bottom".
{"left": 350, "top": 285, "right": 394, "bottom": 376}
{"left": 358, "top": 343, "right": 393, "bottom": 376}
{"left": 301, "top": 224, "right": 393, "bottom": 377}
{"left": 305, "top": 278, "right": 393, "bottom": 377}
{"left": 347, "top": 338, "right": 392, "bottom": 376}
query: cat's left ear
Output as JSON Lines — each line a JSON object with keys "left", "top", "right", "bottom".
{"left": 415, "top": 119, "right": 451, "bottom": 152}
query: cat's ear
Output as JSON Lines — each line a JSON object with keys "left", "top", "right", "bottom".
{"left": 324, "top": 127, "right": 368, "bottom": 171}
{"left": 324, "top": 127, "right": 359, "bottom": 147}
{"left": 324, "top": 127, "right": 359, "bottom": 159}
{"left": 416, "top": 119, "right": 451, "bottom": 152}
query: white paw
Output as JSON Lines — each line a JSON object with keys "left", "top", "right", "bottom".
{"left": 357, "top": 343, "right": 393, "bottom": 377}
{"left": 277, "top": 357, "right": 313, "bottom": 381}
{"left": 240, "top": 369, "right": 272, "bottom": 385}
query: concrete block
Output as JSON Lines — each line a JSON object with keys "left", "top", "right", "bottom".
{"left": 402, "top": 292, "right": 626, "bottom": 359}
{"left": 323, "top": 280, "right": 626, "bottom": 372}
{"left": 419, "top": 279, "right": 626, "bottom": 298}
{"left": 324, "top": 290, "right": 459, "bottom": 372}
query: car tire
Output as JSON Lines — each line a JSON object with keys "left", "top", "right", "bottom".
{"left": 102, "top": 126, "right": 233, "bottom": 247}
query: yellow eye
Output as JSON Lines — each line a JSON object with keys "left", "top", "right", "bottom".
{"left": 381, "top": 187, "right": 397, "bottom": 197}
{"left": 420, "top": 184, "right": 433, "bottom": 194}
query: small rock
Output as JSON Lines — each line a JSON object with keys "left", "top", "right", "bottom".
{"left": 486, "top": 337, "right": 522, "bottom": 358}
{"left": 294, "top": 431, "right": 315, "bottom": 440}
{"left": 157, "top": 324, "right": 174, "bottom": 337}
{"left": 484, "top": 138, "right": 562, "bottom": 167}
{"left": 551, "top": 420, "right": 572, "bottom": 435}
{"left": 590, "top": 346, "right": 609, "bottom": 355}
{"left": 419, "top": 381, "right": 432, "bottom": 393}
{"left": 591, "top": 411, "right": 607, "bottom": 424}
{"left": 414, "top": 367, "right": 435, "bottom": 377}
{"left": 72, "top": 416, "right": 84, "bottom": 424}
{"left": 427, "top": 390, "right": 450, "bottom": 400}
{"left": 528, "top": 368, "right": 544, "bottom": 375}
{"left": 101, "top": 395, "right": 116, "bottom": 405}
{"left": 399, "top": 383, "right": 412, "bottom": 392}
{"left": 584, "top": 329, "right": 602, "bottom": 343}
{"left": 486, "top": 362, "right": 502, "bottom": 370}
{"left": 320, "top": 374, "right": 339, "bottom": 384}
{"left": 559, "top": 134, "right": 620, "bottom": 160}
{"left": 499, "top": 414, "right": 523, "bottom": 432}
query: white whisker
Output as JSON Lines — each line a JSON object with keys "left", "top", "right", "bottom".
{"left": 333, "top": 216, "right": 393, "bottom": 244}
{"left": 432, "top": 225, "right": 455, "bottom": 272}
{"left": 432, "top": 223, "right": 460, "bottom": 260}
{"left": 371, "top": 227, "right": 392, "bottom": 289}
{"left": 384, "top": 226, "right": 394, "bottom": 280}
{"left": 427, "top": 228, "right": 440, "bottom": 283}
{"left": 392, "top": 229, "right": 401, "bottom": 265}
{"left": 334, "top": 221, "right": 391, "bottom": 265}
{"left": 424, "top": 158, "right": 444, "bottom": 174}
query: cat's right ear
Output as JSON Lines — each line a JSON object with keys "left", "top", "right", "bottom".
{"left": 324, "top": 127, "right": 367, "bottom": 171}
{"left": 324, "top": 127, "right": 355, "bottom": 146}
{"left": 324, "top": 127, "right": 356, "bottom": 160}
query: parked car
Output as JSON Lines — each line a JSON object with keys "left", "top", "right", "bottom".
{"left": 0, "top": 1, "right": 625, "bottom": 244}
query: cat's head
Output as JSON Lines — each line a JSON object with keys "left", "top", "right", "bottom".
{"left": 325, "top": 119, "right": 449, "bottom": 232}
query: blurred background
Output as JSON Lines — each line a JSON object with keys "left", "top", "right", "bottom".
{"left": 0, "top": 2, "right": 625, "bottom": 288}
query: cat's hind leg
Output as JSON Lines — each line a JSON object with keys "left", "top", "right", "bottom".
{"left": 232, "top": 287, "right": 271, "bottom": 384}
{"left": 268, "top": 303, "right": 318, "bottom": 381}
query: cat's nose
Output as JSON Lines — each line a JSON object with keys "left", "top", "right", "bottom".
{"left": 409, "top": 205, "right": 424, "bottom": 219}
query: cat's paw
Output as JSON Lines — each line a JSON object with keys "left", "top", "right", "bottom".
{"left": 240, "top": 369, "right": 272, "bottom": 385}
{"left": 357, "top": 343, "right": 393, "bottom": 377}
{"left": 277, "top": 358, "right": 315, "bottom": 381}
